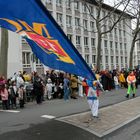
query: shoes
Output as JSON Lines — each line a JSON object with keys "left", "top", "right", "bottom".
{"left": 71, "top": 96, "right": 77, "bottom": 99}
{"left": 133, "top": 94, "right": 135, "bottom": 98}
{"left": 126, "top": 94, "right": 129, "bottom": 98}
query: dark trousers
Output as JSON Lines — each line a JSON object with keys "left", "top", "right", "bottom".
{"left": 19, "top": 99, "right": 24, "bottom": 108}
{"left": 36, "top": 95, "right": 42, "bottom": 104}
{"left": 2, "top": 100, "right": 9, "bottom": 110}
{"left": 10, "top": 97, "right": 17, "bottom": 108}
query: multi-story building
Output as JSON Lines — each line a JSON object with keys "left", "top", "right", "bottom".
{"left": 134, "top": 33, "right": 140, "bottom": 67}
{"left": 0, "top": 0, "right": 133, "bottom": 77}
{"left": 0, "top": 29, "right": 22, "bottom": 78}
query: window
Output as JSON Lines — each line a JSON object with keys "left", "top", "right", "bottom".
{"left": 102, "top": 10, "right": 106, "bottom": 17}
{"left": 85, "top": 54, "right": 89, "bottom": 63}
{"left": 125, "top": 57, "right": 127, "bottom": 63}
{"left": 116, "top": 56, "right": 119, "bottom": 63}
{"left": 36, "top": 57, "right": 42, "bottom": 67}
{"left": 89, "top": 5, "right": 94, "bottom": 15}
{"left": 111, "top": 56, "right": 114, "bottom": 63}
{"left": 57, "top": 13, "right": 63, "bottom": 26}
{"left": 66, "top": 0, "right": 71, "bottom": 9}
{"left": 110, "top": 41, "right": 113, "bottom": 49}
{"left": 84, "top": 37, "right": 88, "bottom": 47}
{"left": 22, "top": 52, "right": 31, "bottom": 67}
{"left": 83, "top": 20, "right": 88, "bottom": 30}
{"left": 56, "top": 0, "right": 62, "bottom": 7}
{"left": 100, "top": 56, "right": 102, "bottom": 63}
{"left": 105, "top": 56, "right": 108, "bottom": 63}
{"left": 74, "top": 1, "right": 79, "bottom": 11}
{"left": 124, "top": 43, "right": 127, "bottom": 50}
{"left": 104, "top": 40, "right": 107, "bottom": 48}
{"left": 82, "top": 4, "right": 87, "bottom": 13}
{"left": 91, "top": 38, "right": 95, "bottom": 46}
{"left": 121, "top": 56, "right": 123, "bottom": 63}
{"left": 90, "top": 21, "right": 94, "bottom": 31}
{"left": 115, "top": 42, "right": 118, "bottom": 50}
{"left": 123, "top": 30, "right": 126, "bottom": 36}
{"left": 104, "top": 25, "right": 107, "bottom": 32}
{"left": 114, "top": 28, "right": 117, "bottom": 35}
{"left": 67, "top": 34, "right": 72, "bottom": 41}
{"left": 75, "top": 17, "right": 80, "bottom": 29}
{"left": 92, "top": 55, "right": 96, "bottom": 63}
{"left": 120, "top": 43, "right": 122, "bottom": 50}
{"left": 66, "top": 15, "right": 72, "bottom": 27}
{"left": 76, "top": 36, "right": 81, "bottom": 45}
{"left": 119, "top": 29, "right": 121, "bottom": 36}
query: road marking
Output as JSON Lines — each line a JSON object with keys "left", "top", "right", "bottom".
{"left": 41, "top": 115, "right": 56, "bottom": 119}
{"left": 0, "top": 110, "right": 20, "bottom": 113}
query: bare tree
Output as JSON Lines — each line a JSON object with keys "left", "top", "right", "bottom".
{"left": 0, "top": 28, "right": 8, "bottom": 78}
{"left": 125, "top": 0, "right": 140, "bottom": 69}
{"left": 81, "top": 0, "right": 131, "bottom": 71}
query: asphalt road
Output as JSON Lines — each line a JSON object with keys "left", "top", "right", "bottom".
{"left": 0, "top": 88, "right": 140, "bottom": 140}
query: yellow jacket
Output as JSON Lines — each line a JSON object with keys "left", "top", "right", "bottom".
{"left": 118, "top": 73, "right": 126, "bottom": 83}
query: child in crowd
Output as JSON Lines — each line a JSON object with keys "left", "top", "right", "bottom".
{"left": 17, "top": 84, "right": 25, "bottom": 108}
{"left": 114, "top": 73, "right": 120, "bottom": 90}
{"left": 46, "top": 78, "right": 53, "bottom": 100}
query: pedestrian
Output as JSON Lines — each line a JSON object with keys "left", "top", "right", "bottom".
{"left": 8, "top": 81, "right": 17, "bottom": 109}
{"left": 126, "top": 71, "right": 136, "bottom": 98}
{"left": 46, "top": 78, "right": 53, "bottom": 100}
{"left": 33, "top": 73, "right": 43, "bottom": 104}
{"left": 63, "top": 75, "right": 70, "bottom": 101}
{"left": 0, "top": 84, "right": 9, "bottom": 110}
{"left": 17, "top": 84, "right": 25, "bottom": 108}
{"left": 86, "top": 80, "right": 99, "bottom": 119}
{"left": 114, "top": 73, "right": 120, "bottom": 90}
{"left": 70, "top": 74, "right": 78, "bottom": 99}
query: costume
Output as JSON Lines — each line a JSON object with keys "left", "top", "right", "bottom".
{"left": 126, "top": 72, "right": 136, "bottom": 98}
{"left": 86, "top": 80, "right": 99, "bottom": 117}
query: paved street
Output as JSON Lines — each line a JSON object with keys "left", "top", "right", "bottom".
{"left": 0, "top": 88, "right": 140, "bottom": 140}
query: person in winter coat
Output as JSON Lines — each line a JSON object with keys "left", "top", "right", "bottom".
{"left": 46, "top": 78, "right": 53, "bottom": 100}
{"left": 8, "top": 81, "right": 17, "bottom": 109}
{"left": 0, "top": 84, "right": 9, "bottom": 110}
{"left": 70, "top": 74, "right": 78, "bottom": 99}
{"left": 114, "top": 73, "right": 120, "bottom": 90}
{"left": 17, "top": 84, "right": 25, "bottom": 108}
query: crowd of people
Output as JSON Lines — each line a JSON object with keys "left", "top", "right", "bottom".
{"left": 0, "top": 68, "right": 139, "bottom": 111}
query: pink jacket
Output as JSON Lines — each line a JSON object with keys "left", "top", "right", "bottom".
{"left": 0, "top": 88, "right": 8, "bottom": 100}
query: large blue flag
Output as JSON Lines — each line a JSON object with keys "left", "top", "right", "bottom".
{"left": 0, "top": 0, "right": 96, "bottom": 80}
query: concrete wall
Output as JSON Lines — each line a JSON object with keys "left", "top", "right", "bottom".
{"left": 7, "top": 31, "right": 22, "bottom": 78}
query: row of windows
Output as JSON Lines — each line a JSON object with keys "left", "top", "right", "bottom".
{"left": 85, "top": 55, "right": 127, "bottom": 64}
{"left": 56, "top": 13, "right": 127, "bottom": 36}
{"left": 46, "top": 0, "right": 127, "bottom": 31}
{"left": 22, "top": 51, "right": 127, "bottom": 68}
{"left": 67, "top": 35, "right": 127, "bottom": 50}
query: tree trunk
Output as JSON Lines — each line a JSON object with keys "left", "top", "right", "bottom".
{"left": 129, "top": 38, "right": 135, "bottom": 70}
{"left": 0, "top": 28, "right": 8, "bottom": 78}
{"left": 96, "top": 33, "right": 102, "bottom": 71}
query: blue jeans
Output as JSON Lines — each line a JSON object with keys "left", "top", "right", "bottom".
{"left": 115, "top": 85, "right": 119, "bottom": 90}
{"left": 64, "top": 87, "right": 69, "bottom": 101}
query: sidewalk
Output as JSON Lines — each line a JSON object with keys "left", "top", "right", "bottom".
{"left": 57, "top": 96, "right": 140, "bottom": 138}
